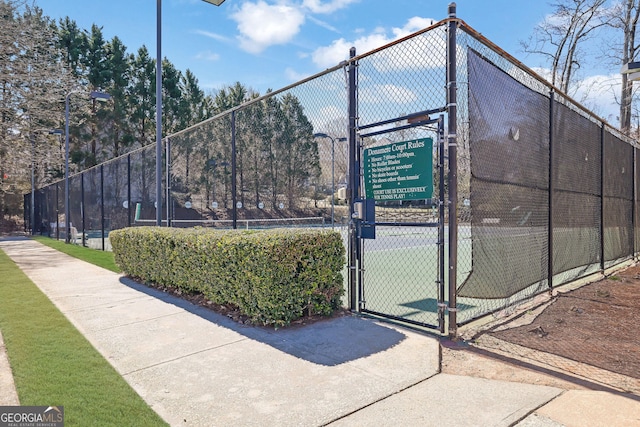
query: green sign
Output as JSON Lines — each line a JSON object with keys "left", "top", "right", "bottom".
{"left": 364, "top": 138, "right": 433, "bottom": 201}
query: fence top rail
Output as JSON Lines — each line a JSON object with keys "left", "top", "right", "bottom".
{"left": 167, "top": 64, "right": 349, "bottom": 141}
{"left": 169, "top": 19, "right": 452, "bottom": 142}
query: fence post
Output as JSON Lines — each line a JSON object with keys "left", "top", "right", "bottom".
{"left": 438, "top": 115, "right": 446, "bottom": 334}
{"left": 81, "top": 173, "right": 86, "bottom": 246}
{"left": 634, "top": 146, "right": 637, "bottom": 256}
{"left": 101, "top": 164, "right": 105, "bottom": 251}
{"left": 548, "top": 90, "right": 555, "bottom": 290}
{"left": 166, "top": 137, "right": 172, "bottom": 227}
{"left": 600, "top": 123, "right": 605, "bottom": 272}
{"left": 347, "top": 46, "right": 358, "bottom": 311}
{"left": 231, "top": 111, "right": 238, "bottom": 229}
{"left": 127, "top": 154, "right": 132, "bottom": 227}
{"left": 55, "top": 184, "right": 60, "bottom": 240}
{"left": 446, "top": 2, "right": 459, "bottom": 338}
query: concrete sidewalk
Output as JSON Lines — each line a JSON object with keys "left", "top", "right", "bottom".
{"left": 1, "top": 238, "right": 638, "bottom": 426}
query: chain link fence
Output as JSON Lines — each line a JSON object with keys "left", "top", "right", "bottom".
{"left": 166, "top": 69, "right": 349, "bottom": 230}
{"left": 456, "top": 22, "right": 639, "bottom": 325}
{"left": 28, "top": 67, "right": 349, "bottom": 248}
{"left": 26, "top": 8, "right": 640, "bottom": 334}
{"left": 352, "top": 23, "right": 448, "bottom": 330}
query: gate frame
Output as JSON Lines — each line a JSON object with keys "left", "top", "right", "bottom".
{"left": 347, "top": 101, "right": 449, "bottom": 332}
{"left": 345, "top": 3, "right": 459, "bottom": 335}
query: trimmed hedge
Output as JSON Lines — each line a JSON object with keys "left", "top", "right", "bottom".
{"left": 109, "top": 227, "right": 345, "bottom": 326}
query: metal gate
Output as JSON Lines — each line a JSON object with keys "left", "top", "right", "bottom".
{"left": 344, "top": 10, "right": 458, "bottom": 334}
{"left": 349, "top": 113, "right": 447, "bottom": 332}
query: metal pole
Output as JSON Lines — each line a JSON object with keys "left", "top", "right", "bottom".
{"left": 156, "top": 0, "right": 163, "bottom": 226}
{"left": 101, "top": 165, "right": 105, "bottom": 250}
{"left": 65, "top": 93, "right": 71, "bottom": 243}
{"left": 55, "top": 184, "right": 59, "bottom": 240}
{"left": 127, "top": 154, "right": 132, "bottom": 227}
{"left": 166, "top": 137, "right": 172, "bottom": 227}
{"left": 30, "top": 134, "right": 35, "bottom": 235}
{"left": 634, "top": 146, "right": 637, "bottom": 256}
{"left": 446, "top": 2, "right": 459, "bottom": 338}
{"left": 438, "top": 115, "right": 446, "bottom": 334}
{"left": 600, "top": 122, "right": 606, "bottom": 271}
{"left": 331, "top": 137, "right": 335, "bottom": 228}
{"left": 81, "top": 172, "right": 85, "bottom": 246}
{"left": 231, "top": 111, "right": 237, "bottom": 229}
{"left": 548, "top": 90, "right": 555, "bottom": 290}
{"left": 347, "top": 46, "right": 358, "bottom": 311}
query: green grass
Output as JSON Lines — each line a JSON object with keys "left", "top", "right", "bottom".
{"left": 31, "top": 236, "right": 121, "bottom": 273}
{"left": 0, "top": 250, "right": 167, "bottom": 426}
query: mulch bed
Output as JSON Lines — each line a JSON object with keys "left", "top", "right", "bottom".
{"left": 142, "top": 281, "right": 349, "bottom": 329}
{"left": 490, "top": 264, "right": 640, "bottom": 379}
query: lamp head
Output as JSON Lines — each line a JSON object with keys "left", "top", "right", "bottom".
{"left": 202, "top": 0, "right": 226, "bottom": 5}
{"left": 90, "top": 91, "right": 111, "bottom": 102}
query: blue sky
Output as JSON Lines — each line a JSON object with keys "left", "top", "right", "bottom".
{"left": 36, "top": 0, "right": 622, "bottom": 120}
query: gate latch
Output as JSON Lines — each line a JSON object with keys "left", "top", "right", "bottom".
{"left": 353, "top": 199, "right": 376, "bottom": 239}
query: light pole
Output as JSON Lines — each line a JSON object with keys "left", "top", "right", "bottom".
{"left": 30, "top": 133, "right": 35, "bottom": 235}
{"left": 156, "top": 0, "right": 226, "bottom": 226}
{"left": 65, "top": 90, "right": 111, "bottom": 243}
{"left": 314, "top": 133, "right": 346, "bottom": 228}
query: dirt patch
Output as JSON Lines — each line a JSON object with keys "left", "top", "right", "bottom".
{"left": 490, "top": 266, "right": 640, "bottom": 379}
{"left": 442, "top": 264, "right": 640, "bottom": 395}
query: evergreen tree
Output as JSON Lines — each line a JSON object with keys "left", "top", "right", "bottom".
{"left": 173, "top": 69, "right": 205, "bottom": 190}
{"left": 84, "top": 24, "right": 111, "bottom": 89}
{"left": 58, "top": 16, "right": 87, "bottom": 77}
{"left": 280, "top": 93, "right": 319, "bottom": 208}
{"left": 261, "top": 94, "right": 285, "bottom": 208}
{"left": 105, "top": 36, "right": 132, "bottom": 158}
{"left": 61, "top": 24, "right": 112, "bottom": 169}
{"left": 129, "top": 46, "right": 155, "bottom": 148}
{"left": 161, "top": 58, "right": 183, "bottom": 137}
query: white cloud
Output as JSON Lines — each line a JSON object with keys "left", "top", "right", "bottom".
{"left": 574, "top": 73, "right": 621, "bottom": 123}
{"left": 231, "top": 1, "right": 305, "bottom": 54}
{"left": 195, "top": 50, "right": 221, "bottom": 61}
{"left": 530, "top": 67, "right": 552, "bottom": 82}
{"left": 312, "top": 31, "right": 388, "bottom": 68}
{"left": 302, "top": 0, "right": 359, "bottom": 14}
{"left": 392, "top": 17, "right": 436, "bottom": 38}
{"left": 307, "top": 15, "right": 340, "bottom": 33}
{"left": 530, "top": 67, "right": 621, "bottom": 123}
{"left": 194, "top": 29, "right": 232, "bottom": 43}
{"left": 311, "top": 17, "right": 439, "bottom": 69}
{"left": 312, "top": 38, "right": 354, "bottom": 68}
{"left": 285, "top": 67, "right": 311, "bottom": 82}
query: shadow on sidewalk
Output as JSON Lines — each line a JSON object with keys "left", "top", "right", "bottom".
{"left": 118, "top": 276, "right": 407, "bottom": 367}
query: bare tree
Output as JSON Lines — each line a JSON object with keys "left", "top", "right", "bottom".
{"left": 522, "top": 0, "right": 609, "bottom": 94}
{"left": 0, "top": 0, "right": 76, "bottom": 219}
{"left": 605, "top": 0, "right": 640, "bottom": 132}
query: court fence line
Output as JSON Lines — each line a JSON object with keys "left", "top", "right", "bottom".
{"left": 25, "top": 3, "right": 639, "bottom": 337}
